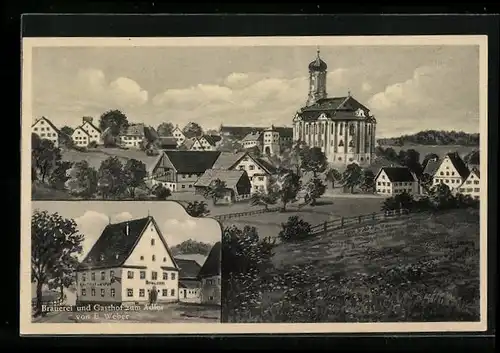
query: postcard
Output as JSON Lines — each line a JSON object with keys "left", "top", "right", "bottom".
{"left": 21, "top": 35, "right": 488, "bottom": 335}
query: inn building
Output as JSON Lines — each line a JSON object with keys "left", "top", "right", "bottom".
{"left": 292, "top": 49, "right": 377, "bottom": 166}
{"left": 75, "top": 216, "right": 180, "bottom": 306}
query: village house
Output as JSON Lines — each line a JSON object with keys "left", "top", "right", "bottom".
{"left": 219, "top": 125, "right": 264, "bottom": 140}
{"left": 198, "top": 242, "right": 221, "bottom": 306}
{"left": 172, "top": 125, "right": 186, "bottom": 146}
{"left": 458, "top": 167, "right": 480, "bottom": 200}
{"left": 31, "top": 116, "right": 60, "bottom": 147}
{"left": 120, "top": 123, "right": 146, "bottom": 149}
{"left": 71, "top": 126, "right": 91, "bottom": 147}
{"left": 422, "top": 157, "right": 441, "bottom": 178}
{"left": 432, "top": 152, "right": 470, "bottom": 191}
{"left": 375, "top": 166, "right": 419, "bottom": 196}
{"left": 194, "top": 169, "right": 252, "bottom": 203}
{"left": 146, "top": 150, "right": 221, "bottom": 192}
{"left": 198, "top": 135, "right": 221, "bottom": 151}
{"left": 174, "top": 258, "right": 202, "bottom": 303}
{"left": 155, "top": 136, "right": 178, "bottom": 150}
{"left": 75, "top": 216, "right": 180, "bottom": 306}
{"left": 241, "top": 131, "right": 263, "bottom": 149}
{"left": 212, "top": 152, "right": 278, "bottom": 194}
{"left": 79, "top": 117, "right": 101, "bottom": 144}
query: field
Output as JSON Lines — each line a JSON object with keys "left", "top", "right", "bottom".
{"left": 224, "top": 208, "right": 480, "bottom": 323}
{"left": 379, "top": 144, "right": 478, "bottom": 159}
{"left": 33, "top": 302, "right": 220, "bottom": 323}
{"left": 221, "top": 196, "right": 385, "bottom": 239}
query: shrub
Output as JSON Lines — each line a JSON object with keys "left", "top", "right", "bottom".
{"left": 152, "top": 184, "right": 171, "bottom": 200}
{"left": 185, "top": 201, "right": 210, "bottom": 217}
{"left": 88, "top": 141, "right": 98, "bottom": 148}
{"left": 278, "top": 216, "right": 312, "bottom": 242}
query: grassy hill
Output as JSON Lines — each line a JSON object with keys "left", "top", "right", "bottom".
{"left": 227, "top": 208, "right": 480, "bottom": 323}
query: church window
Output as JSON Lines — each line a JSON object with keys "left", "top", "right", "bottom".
{"left": 314, "top": 125, "right": 317, "bottom": 134}
{"left": 349, "top": 124, "right": 356, "bottom": 135}
{"left": 331, "top": 124, "right": 334, "bottom": 134}
{"left": 338, "top": 140, "right": 344, "bottom": 147}
{"left": 339, "top": 124, "right": 343, "bottom": 136}
{"left": 338, "top": 157, "right": 342, "bottom": 161}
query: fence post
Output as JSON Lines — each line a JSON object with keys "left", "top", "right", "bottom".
{"left": 323, "top": 221, "right": 327, "bottom": 235}
{"left": 372, "top": 212, "right": 376, "bottom": 221}
{"left": 358, "top": 215, "right": 362, "bottom": 224}
{"left": 340, "top": 217, "right": 344, "bottom": 228}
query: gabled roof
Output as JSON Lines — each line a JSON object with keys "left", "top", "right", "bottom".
{"left": 77, "top": 216, "right": 179, "bottom": 271}
{"left": 254, "top": 157, "right": 279, "bottom": 174}
{"left": 32, "top": 116, "right": 60, "bottom": 133}
{"left": 444, "top": 152, "right": 470, "bottom": 179}
{"left": 201, "top": 134, "right": 221, "bottom": 146}
{"left": 423, "top": 159, "right": 440, "bottom": 176}
{"left": 468, "top": 167, "right": 480, "bottom": 179}
{"left": 375, "top": 167, "right": 416, "bottom": 183}
{"left": 211, "top": 152, "right": 247, "bottom": 170}
{"left": 242, "top": 131, "right": 262, "bottom": 142}
{"left": 157, "top": 136, "right": 178, "bottom": 146}
{"left": 179, "top": 280, "right": 200, "bottom": 289}
{"left": 198, "top": 242, "right": 221, "bottom": 278}
{"left": 174, "top": 258, "right": 202, "bottom": 279}
{"left": 194, "top": 169, "right": 247, "bottom": 189}
{"left": 81, "top": 120, "right": 101, "bottom": 133}
{"left": 182, "top": 138, "right": 196, "bottom": 150}
{"left": 164, "top": 150, "right": 221, "bottom": 174}
{"left": 73, "top": 126, "right": 91, "bottom": 137}
{"left": 122, "top": 123, "right": 145, "bottom": 136}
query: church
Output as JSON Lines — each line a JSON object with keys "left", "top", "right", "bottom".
{"left": 292, "top": 49, "right": 377, "bottom": 166}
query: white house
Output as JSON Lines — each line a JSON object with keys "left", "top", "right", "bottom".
{"left": 241, "top": 131, "right": 263, "bottom": 150}
{"left": 457, "top": 168, "right": 480, "bottom": 200}
{"left": 432, "top": 152, "right": 470, "bottom": 191}
{"left": 211, "top": 152, "right": 279, "bottom": 194}
{"left": 198, "top": 135, "right": 221, "bottom": 151}
{"left": 375, "top": 166, "right": 419, "bottom": 196}
{"left": 31, "top": 116, "right": 60, "bottom": 147}
{"left": 80, "top": 117, "right": 101, "bottom": 144}
{"left": 172, "top": 126, "right": 186, "bottom": 146}
{"left": 120, "top": 124, "right": 146, "bottom": 149}
{"left": 71, "top": 126, "right": 91, "bottom": 147}
{"left": 174, "top": 258, "right": 202, "bottom": 303}
{"left": 76, "top": 216, "right": 180, "bottom": 306}
{"left": 198, "top": 242, "right": 221, "bottom": 306}
{"left": 189, "top": 138, "right": 205, "bottom": 151}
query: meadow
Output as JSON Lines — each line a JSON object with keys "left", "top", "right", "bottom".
{"left": 224, "top": 208, "right": 480, "bottom": 323}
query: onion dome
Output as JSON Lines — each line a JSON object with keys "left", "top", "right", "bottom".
{"left": 308, "top": 47, "right": 327, "bottom": 72}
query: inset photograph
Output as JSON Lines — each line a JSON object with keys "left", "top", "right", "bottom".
{"left": 29, "top": 201, "right": 221, "bottom": 323}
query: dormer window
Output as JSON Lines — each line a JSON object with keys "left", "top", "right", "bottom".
{"left": 151, "top": 239, "right": 155, "bottom": 246}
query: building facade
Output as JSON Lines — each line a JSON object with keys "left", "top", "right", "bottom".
{"left": 76, "top": 216, "right": 180, "bottom": 306}
{"left": 175, "top": 258, "right": 202, "bottom": 303}
{"left": 71, "top": 126, "right": 91, "bottom": 147}
{"left": 432, "top": 152, "right": 470, "bottom": 192}
{"left": 375, "top": 167, "right": 419, "bottom": 196}
{"left": 458, "top": 168, "right": 480, "bottom": 200}
{"left": 172, "top": 126, "right": 186, "bottom": 146}
{"left": 198, "top": 242, "right": 221, "bottom": 306}
{"left": 80, "top": 117, "right": 101, "bottom": 144}
{"left": 32, "top": 116, "right": 60, "bottom": 147}
{"left": 292, "top": 49, "right": 376, "bottom": 166}
{"left": 120, "top": 124, "right": 146, "bottom": 149}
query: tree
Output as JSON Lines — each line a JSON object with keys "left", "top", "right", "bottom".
{"left": 399, "top": 149, "right": 422, "bottom": 176}
{"left": 47, "top": 256, "right": 79, "bottom": 300}
{"left": 300, "top": 146, "right": 328, "bottom": 177}
{"left": 429, "top": 183, "right": 455, "bottom": 210}
{"left": 217, "top": 137, "right": 244, "bottom": 153}
{"left": 303, "top": 177, "right": 326, "bottom": 206}
{"left": 270, "top": 171, "right": 301, "bottom": 212}
{"left": 171, "top": 239, "right": 212, "bottom": 255}
{"left": 152, "top": 184, "right": 171, "bottom": 200}
{"left": 31, "top": 210, "right": 84, "bottom": 316}
{"left": 97, "top": 156, "right": 126, "bottom": 199}
{"left": 419, "top": 173, "right": 433, "bottom": 193}
{"left": 98, "top": 109, "right": 129, "bottom": 137}
{"left": 248, "top": 145, "right": 262, "bottom": 158}
{"left": 185, "top": 201, "right": 210, "bottom": 217}
{"left": 48, "top": 161, "right": 73, "bottom": 190}
{"left": 182, "top": 122, "right": 203, "bottom": 139}
{"left": 122, "top": 159, "right": 147, "bottom": 198}
{"left": 278, "top": 216, "right": 312, "bottom": 242}
{"left": 359, "top": 169, "right": 376, "bottom": 193}
{"left": 60, "top": 126, "right": 74, "bottom": 137}
{"left": 250, "top": 191, "right": 278, "bottom": 211}
{"left": 202, "top": 178, "right": 227, "bottom": 205}
{"left": 157, "top": 122, "right": 175, "bottom": 136}
{"left": 289, "top": 140, "right": 309, "bottom": 175}
{"left": 65, "top": 160, "right": 98, "bottom": 198}
{"left": 325, "top": 168, "right": 342, "bottom": 188}
{"left": 32, "top": 138, "right": 62, "bottom": 183}
{"left": 341, "top": 163, "right": 363, "bottom": 193}
{"left": 463, "top": 150, "right": 480, "bottom": 166}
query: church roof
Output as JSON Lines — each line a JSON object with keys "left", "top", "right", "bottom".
{"left": 297, "top": 96, "right": 373, "bottom": 122}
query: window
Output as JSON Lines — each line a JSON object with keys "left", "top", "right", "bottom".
{"left": 151, "top": 239, "right": 155, "bottom": 246}
{"left": 101, "top": 289, "right": 105, "bottom": 297}
{"left": 474, "top": 188, "right": 479, "bottom": 192}
{"left": 182, "top": 185, "right": 185, "bottom": 189}
{"left": 466, "top": 180, "right": 472, "bottom": 184}
{"left": 81, "top": 289, "right": 86, "bottom": 296}
{"left": 110, "top": 289, "right": 115, "bottom": 297}
{"left": 163, "top": 257, "right": 167, "bottom": 262}
{"left": 152, "top": 255, "right": 156, "bottom": 261}
{"left": 163, "top": 272, "right": 168, "bottom": 280}
{"left": 140, "top": 271, "right": 146, "bottom": 279}
{"left": 127, "top": 289, "right": 133, "bottom": 297}
{"left": 446, "top": 172, "right": 449, "bottom": 176}
{"left": 258, "top": 177, "right": 264, "bottom": 181}
{"left": 249, "top": 165, "right": 255, "bottom": 170}
{"left": 171, "top": 272, "right": 176, "bottom": 280}
{"left": 152, "top": 271, "right": 158, "bottom": 280}
{"left": 101, "top": 271, "right": 105, "bottom": 280}
{"left": 91, "top": 288, "right": 96, "bottom": 296}
{"left": 171, "top": 289, "right": 175, "bottom": 297}
{"left": 110, "top": 270, "right": 114, "bottom": 279}
{"left": 127, "top": 271, "right": 134, "bottom": 279}
{"left": 440, "top": 172, "right": 444, "bottom": 176}
{"left": 161, "top": 289, "right": 167, "bottom": 296}
{"left": 82, "top": 273, "right": 86, "bottom": 282}
{"left": 91, "top": 272, "right": 95, "bottom": 281}
{"left": 139, "top": 289, "right": 145, "bottom": 297}
{"left": 140, "top": 256, "right": 144, "bottom": 260}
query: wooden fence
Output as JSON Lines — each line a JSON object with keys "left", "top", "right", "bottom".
{"left": 213, "top": 206, "right": 281, "bottom": 221}
{"left": 31, "top": 295, "right": 65, "bottom": 310}
{"left": 308, "top": 208, "right": 411, "bottom": 236}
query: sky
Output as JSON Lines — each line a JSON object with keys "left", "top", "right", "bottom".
{"left": 31, "top": 45, "right": 480, "bottom": 138}
{"left": 31, "top": 201, "right": 222, "bottom": 262}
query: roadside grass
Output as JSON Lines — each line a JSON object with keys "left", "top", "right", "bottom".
{"left": 223, "top": 208, "right": 480, "bottom": 323}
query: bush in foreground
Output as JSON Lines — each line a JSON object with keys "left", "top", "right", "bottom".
{"left": 278, "top": 216, "right": 312, "bottom": 242}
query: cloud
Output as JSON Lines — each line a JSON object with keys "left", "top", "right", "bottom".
{"left": 112, "top": 212, "right": 133, "bottom": 223}
{"left": 160, "top": 215, "right": 220, "bottom": 247}
{"left": 74, "top": 211, "right": 110, "bottom": 260}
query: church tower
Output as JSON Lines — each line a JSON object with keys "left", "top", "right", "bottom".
{"left": 306, "top": 47, "right": 328, "bottom": 106}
